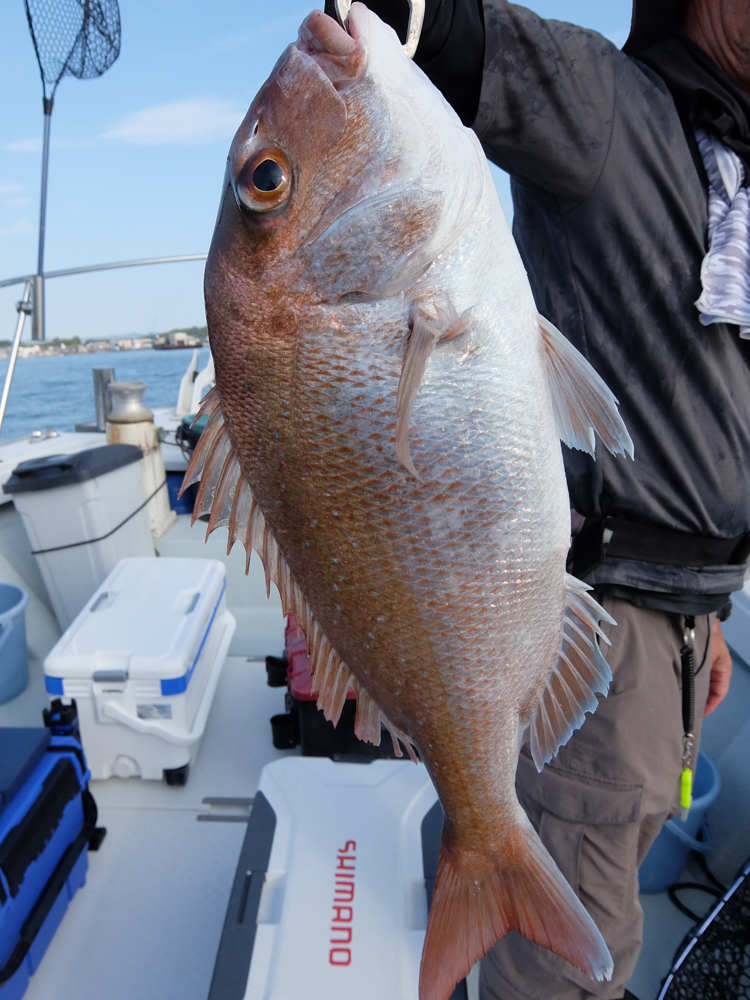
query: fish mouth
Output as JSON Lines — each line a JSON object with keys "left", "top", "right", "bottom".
{"left": 296, "top": 6, "right": 367, "bottom": 89}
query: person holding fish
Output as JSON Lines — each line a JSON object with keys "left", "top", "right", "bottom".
{"left": 194, "top": 2, "right": 747, "bottom": 998}
{"left": 317, "top": 0, "right": 748, "bottom": 997}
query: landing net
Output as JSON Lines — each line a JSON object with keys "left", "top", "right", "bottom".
{"left": 658, "top": 858, "right": 750, "bottom": 999}
{"left": 25, "top": 0, "right": 120, "bottom": 101}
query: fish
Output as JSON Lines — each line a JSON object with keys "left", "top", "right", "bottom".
{"left": 183, "top": 5, "right": 634, "bottom": 998}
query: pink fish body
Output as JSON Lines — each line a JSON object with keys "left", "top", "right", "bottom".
{"left": 184, "top": 6, "right": 633, "bottom": 998}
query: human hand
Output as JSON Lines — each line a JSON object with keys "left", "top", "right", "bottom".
{"left": 322, "top": 0, "right": 453, "bottom": 63}
{"left": 324, "top": 0, "right": 409, "bottom": 41}
{"left": 704, "top": 618, "right": 732, "bottom": 716}
{"left": 321, "top": 0, "right": 484, "bottom": 125}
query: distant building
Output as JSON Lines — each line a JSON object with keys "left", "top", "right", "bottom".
{"left": 153, "top": 330, "right": 202, "bottom": 350}
{"left": 116, "top": 337, "right": 155, "bottom": 350}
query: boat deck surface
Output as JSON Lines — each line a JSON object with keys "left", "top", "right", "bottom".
{"left": 0, "top": 511, "right": 748, "bottom": 999}
{"left": 1, "top": 652, "right": 289, "bottom": 1000}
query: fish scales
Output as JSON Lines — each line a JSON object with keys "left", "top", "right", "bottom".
{"left": 186, "top": 6, "right": 634, "bottom": 999}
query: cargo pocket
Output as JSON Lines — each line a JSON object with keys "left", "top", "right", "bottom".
{"left": 516, "top": 748, "right": 644, "bottom": 924}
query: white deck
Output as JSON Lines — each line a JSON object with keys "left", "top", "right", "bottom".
{"left": 0, "top": 507, "right": 748, "bottom": 999}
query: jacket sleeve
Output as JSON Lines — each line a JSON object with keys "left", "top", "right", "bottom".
{"left": 474, "top": 1, "right": 619, "bottom": 201}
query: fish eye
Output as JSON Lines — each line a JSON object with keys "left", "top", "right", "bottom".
{"left": 253, "top": 159, "right": 284, "bottom": 191}
{"left": 234, "top": 147, "right": 292, "bottom": 215}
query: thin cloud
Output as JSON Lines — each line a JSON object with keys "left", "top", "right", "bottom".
{"left": 102, "top": 98, "right": 244, "bottom": 146}
{"left": 0, "top": 183, "right": 25, "bottom": 197}
{"left": 4, "top": 136, "right": 89, "bottom": 153}
{"left": 210, "top": 14, "right": 299, "bottom": 51}
{"left": 4, "top": 138, "right": 42, "bottom": 153}
{"left": 2, "top": 198, "right": 31, "bottom": 212}
{"left": 0, "top": 218, "right": 35, "bottom": 240}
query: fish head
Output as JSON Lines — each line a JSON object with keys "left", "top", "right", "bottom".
{"left": 204, "top": 4, "right": 488, "bottom": 490}
{"left": 206, "top": 4, "right": 473, "bottom": 331}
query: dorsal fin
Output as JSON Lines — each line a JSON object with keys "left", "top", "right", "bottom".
{"left": 529, "top": 575, "right": 615, "bottom": 771}
{"left": 539, "top": 315, "right": 634, "bottom": 459}
{"left": 180, "top": 388, "right": 418, "bottom": 761}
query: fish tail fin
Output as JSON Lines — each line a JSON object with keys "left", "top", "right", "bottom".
{"left": 419, "top": 822, "right": 612, "bottom": 1000}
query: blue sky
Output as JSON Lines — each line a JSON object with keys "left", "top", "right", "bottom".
{"left": 0, "top": 1, "right": 631, "bottom": 342}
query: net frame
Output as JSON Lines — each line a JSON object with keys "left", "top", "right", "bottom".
{"left": 25, "top": 0, "right": 121, "bottom": 102}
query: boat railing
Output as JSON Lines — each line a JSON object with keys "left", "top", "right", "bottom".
{"left": 0, "top": 254, "right": 208, "bottom": 436}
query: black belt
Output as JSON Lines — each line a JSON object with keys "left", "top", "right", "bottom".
{"left": 568, "top": 516, "right": 750, "bottom": 576}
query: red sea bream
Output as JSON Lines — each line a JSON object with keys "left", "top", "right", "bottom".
{"left": 183, "top": 6, "right": 634, "bottom": 998}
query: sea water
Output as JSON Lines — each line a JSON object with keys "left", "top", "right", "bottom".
{"left": 0, "top": 347, "right": 211, "bottom": 443}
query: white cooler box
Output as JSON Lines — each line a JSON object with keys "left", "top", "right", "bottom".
{"left": 43, "top": 556, "right": 236, "bottom": 783}
{"left": 209, "top": 758, "right": 469, "bottom": 1000}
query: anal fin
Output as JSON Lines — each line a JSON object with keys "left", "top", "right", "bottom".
{"left": 303, "top": 624, "right": 418, "bottom": 762}
{"left": 181, "top": 387, "right": 419, "bottom": 761}
{"left": 529, "top": 574, "right": 615, "bottom": 771}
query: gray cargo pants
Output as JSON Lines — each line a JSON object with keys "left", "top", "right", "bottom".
{"left": 479, "top": 597, "right": 714, "bottom": 1000}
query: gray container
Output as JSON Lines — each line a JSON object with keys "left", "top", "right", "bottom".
{"left": 3, "top": 444, "right": 154, "bottom": 630}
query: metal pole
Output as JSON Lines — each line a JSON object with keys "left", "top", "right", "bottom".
{"left": 33, "top": 98, "right": 53, "bottom": 342}
{"left": 0, "top": 280, "right": 34, "bottom": 437}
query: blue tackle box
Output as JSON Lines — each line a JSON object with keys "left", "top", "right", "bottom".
{"left": 0, "top": 701, "right": 103, "bottom": 1000}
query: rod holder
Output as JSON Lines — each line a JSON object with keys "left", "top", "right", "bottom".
{"left": 93, "top": 369, "right": 115, "bottom": 430}
{"left": 32, "top": 273, "right": 45, "bottom": 342}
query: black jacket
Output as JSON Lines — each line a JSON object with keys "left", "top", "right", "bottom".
{"left": 438, "top": 1, "right": 750, "bottom": 607}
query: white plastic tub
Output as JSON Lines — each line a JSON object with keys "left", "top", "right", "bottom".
{"left": 43, "top": 556, "right": 236, "bottom": 783}
{"left": 3, "top": 445, "right": 154, "bottom": 631}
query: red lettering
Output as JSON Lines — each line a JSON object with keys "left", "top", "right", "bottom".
{"left": 329, "top": 948, "right": 351, "bottom": 966}
{"left": 334, "top": 881, "right": 354, "bottom": 902}
{"left": 330, "top": 839, "right": 357, "bottom": 967}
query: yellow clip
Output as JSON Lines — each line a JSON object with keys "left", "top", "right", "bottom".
{"left": 680, "top": 767, "right": 693, "bottom": 820}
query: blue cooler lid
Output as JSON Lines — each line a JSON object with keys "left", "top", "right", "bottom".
{"left": 0, "top": 728, "right": 51, "bottom": 813}
{"left": 3, "top": 444, "right": 143, "bottom": 495}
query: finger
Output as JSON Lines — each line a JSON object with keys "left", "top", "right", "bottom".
{"left": 703, "top": 661, "right": 732, "bottom": 716}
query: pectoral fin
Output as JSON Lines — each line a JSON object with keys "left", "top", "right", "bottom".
{"left": 539, "top": 314, "right": 634, "bottom": 459}
{"left": 396, "top": 299, "right": 470, "bottom": 477}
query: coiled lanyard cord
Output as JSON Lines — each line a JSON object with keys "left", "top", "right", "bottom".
{"left": 679, "top": 616, "right": 697, "bottom": 818}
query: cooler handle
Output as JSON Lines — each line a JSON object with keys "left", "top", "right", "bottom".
{"left": 101, "top": 700, "right": 197, "bottom": 746}
{"left": 99, "top": 610, "right": 234, "bottom": 746}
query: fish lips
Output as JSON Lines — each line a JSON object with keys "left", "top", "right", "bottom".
{"left": 296, "top": 7, "right": 368, "bottom": 91}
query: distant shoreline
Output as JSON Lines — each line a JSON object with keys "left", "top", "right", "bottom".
{"left": 0, "top": 332, "right": 208, "bottom": 361}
